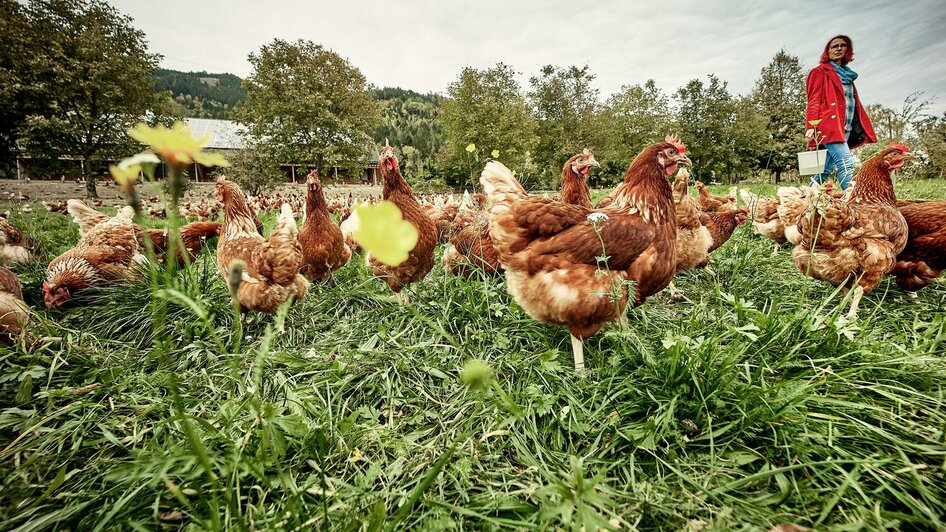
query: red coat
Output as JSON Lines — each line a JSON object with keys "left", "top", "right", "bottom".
{"left": 805, "top": 63, "right": 876, "bottom": 149}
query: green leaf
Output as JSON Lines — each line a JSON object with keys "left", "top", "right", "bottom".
{"left": 16, "top": 374, "right": 33, "bottom": 404}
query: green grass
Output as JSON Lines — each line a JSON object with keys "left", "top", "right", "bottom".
{"left": 1, "top": 183, "right": 945, "bottom": 530}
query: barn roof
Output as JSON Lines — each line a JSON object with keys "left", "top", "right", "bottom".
{"left": 185, "top": 118, "right": 247, "bottom": 150}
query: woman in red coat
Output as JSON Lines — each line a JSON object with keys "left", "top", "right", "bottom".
{"left": 804, "top": 35, "right": 877, "bottom": 189}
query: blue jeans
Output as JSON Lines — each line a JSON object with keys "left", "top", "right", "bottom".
{"left": 810, "top": 132, "right": 855, "bottom": 189}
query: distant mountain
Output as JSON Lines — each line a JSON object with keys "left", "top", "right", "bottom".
{"left": 153, "top": 69, "right": 247, "bottom": 119}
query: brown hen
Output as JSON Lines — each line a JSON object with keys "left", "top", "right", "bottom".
{"left": 216, "top": 177, "right": 308, "bottom": 313}
{"left": 791, "top": 145, "right": 912, "bottom": 318}
{"left": 556, "top": 149, "right": 599, "bottom": 208}
{"left": 740, "top": 190, "right": 786, "bottom": 249}
{"left": 298, "top": 170, "right": 351, "bottom": 282}
{"left": 367, "top": 141, "right": 437, "bottom": 296}
{"left": 0, "top": 218, "right": 43, "bottom": 265}
{"left": 0, "top": 267, "right": 28, "bottom": 341}
{"left": 892, "top": 199, "right": 946, "bottom": 291}
{"left": 44, "top": 207, "right": 142, "bottom": 307}
{"left": 481, "top": 136, "right": 691, "bottom": 371}
{"left": 696, "top": 181, "right": 737, "bottom": 213}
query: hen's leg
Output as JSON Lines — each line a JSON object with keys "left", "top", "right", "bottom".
{"left": 570, "top": 334, "right": 585, "bottom": 372}
{"left": 395, "top": 290, "right": 411, "bottom": 304}
{"left": 667, "top": 281, "right": 687, "bottom": 303}
{"left": 846, "top": 285, "right": 865, "bottom": 319}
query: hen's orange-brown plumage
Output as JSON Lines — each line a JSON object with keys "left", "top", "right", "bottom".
{"left": 442, "top": 212, "right": 503, "bottom": 278}
{"left": 368, "top": 142, "right": 437, "bottom": 293}
{"left": 556, "top": 149, "right": 599, "bottom": 208}
{"left": 66, "top": 200, "right": 220, "bottom": 266}
{"left": 892, "top": 199, "right": 946, "bottom": 291}
{"left": 702, "top": 206, "right": 749, "bottom": 253}
{"left": 216, "top": 177, "right": 308, "bottom": 313}
{"left": 44, "top": 207, "right": 142, "bottom": 307}
{"left": 696, "top": 181, "right": 737, "bottom": 213}
{"left": 482, "top": 138, "right": 691, "bottom": 369}
{"left": 671, "top": 168, "right": 713, "bottom": 272}
{"left": 791, "top": 146, "right": 912, "bottom": 317}
{"left": 298, "top": 171, "right": 350, "bottom": 282}
{"left": 0, "top": 266, "right": 28, "bottom": 341}
{"left": 0, "top": 218, "right": 43, "bottom": 265}
{"left": 740, "top": 190, "right": 786, "bottom": 244}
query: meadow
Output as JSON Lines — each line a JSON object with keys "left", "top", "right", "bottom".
{"left": 0, "top": 179, "right": 944, "bottom": 531}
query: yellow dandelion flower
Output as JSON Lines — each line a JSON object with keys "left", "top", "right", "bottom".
{"left": 128, "top": 121, "right": 229, "bottom": 169}
{"left": 353, "top": 201, "right": 419, "bottom": 266}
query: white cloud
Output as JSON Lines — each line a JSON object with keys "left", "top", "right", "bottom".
{"left": 112, "top": 0, "right": 946, "bottom": 115}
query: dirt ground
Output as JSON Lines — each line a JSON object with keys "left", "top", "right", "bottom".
{"left": 0, "top": 179, "right": 383, "bottom": 207}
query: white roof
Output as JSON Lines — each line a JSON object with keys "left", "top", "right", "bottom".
{"left": 185, "top": 118, "right": 247, "bottom": 150}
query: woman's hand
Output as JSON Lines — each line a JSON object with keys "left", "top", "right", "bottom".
{"left": 805, "top": 128, "right": 815, "bottom": 141}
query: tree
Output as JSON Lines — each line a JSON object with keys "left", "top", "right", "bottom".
{"left": 912, "top": 112, "right": 946, "bottom": 180}
{"left": 238, "top": 39, "right": 379, "bottom": 179}
{"left": 528, "top": 65, "right": 602, "bottom": 187}
{"left": 599, "top": 80, "right": 672, "bottom": 184}
{"left": 17, "top": 0, "right": 167, "bottom": 197}
{"left": 674, "top": 75, "right": 741, "bottom": 183}
{"left": 867, "top": 92, "right": 932, "bottom": 143}
{"left": 750, "top": 50, "right": 806, "bottom": 183}
{"left": 729, "top": 96, "right": 769, "bottom": 181}
{"left": 227, "top": 143, "right": 286, "bottom": 196}
{"left": 439, "top": 63, "right": 537, "bottom": 187}
{"left": 0, "top": 0, "right": 33, "bottom": 180}
{"left": 373, "top": 87, "right": 444, "bottom": 187}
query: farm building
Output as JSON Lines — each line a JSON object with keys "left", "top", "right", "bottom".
{"left": 13, "top": 118, "right": 382, "bottom": 185}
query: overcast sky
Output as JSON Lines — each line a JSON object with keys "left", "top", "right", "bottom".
{"left": 110, "top": 0, "right": 946, "bottom": 116}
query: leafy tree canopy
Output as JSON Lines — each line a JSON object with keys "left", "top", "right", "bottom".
{"left": 440, "top": 63, "right": 537, "bottom": 187}
{"left": 238, "top": 39, "right": 380, "bottom": 177}
{"left": 14, "top": 0, "right": 168, "bottom": 196}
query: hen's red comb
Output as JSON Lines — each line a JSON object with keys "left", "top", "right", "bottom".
{"left": 888, "top": 141, "right": 909, "bottom": 153}
{"left": 582, "top": 148, "right": 593, "bottom": 157}
{"left": 665, "top": 134, "right": 686, "bottom": 154}
{"left": 307, "top": 169, "right": 318, "bottom": 178}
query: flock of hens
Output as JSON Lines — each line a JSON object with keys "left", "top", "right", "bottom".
{"left": 0, "top": 137, "right": 943, "bottom": 371}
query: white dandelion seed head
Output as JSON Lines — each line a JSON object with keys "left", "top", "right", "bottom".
{"left": 118, "top": 153, "right": 160, "bottom": 169}
{"left": 587, "top": 212, "right": 609, "bottom": 223}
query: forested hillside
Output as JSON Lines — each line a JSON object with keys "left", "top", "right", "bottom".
{"left": 153, "top": 69, "right": 247, "bottom": 119}
{"left": 372, "top": 87, "right": 444, "bottom": 185}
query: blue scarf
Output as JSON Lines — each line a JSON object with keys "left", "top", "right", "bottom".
{"left": 830, "top": 61, "right": 858, "bottom": 84}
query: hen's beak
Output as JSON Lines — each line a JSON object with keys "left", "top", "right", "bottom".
{"left": 587, "top": 158, "right": 600, "bottom": 168}
{"left": 678, "top": 155, "right": 693, "bottom": 167}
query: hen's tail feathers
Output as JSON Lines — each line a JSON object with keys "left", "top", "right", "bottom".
{"left": 480, "top": 161, "right": 525, "bottom": 203}
{"left": 340, "top": 206, "right": 363, "bottom": 253}
{"left": 179, "top": 221, "right": 222, "bottom": 262}
{"left": 275, "top": 203, "right": 298, "bottom": 238}
{"left": 114, "top": 206, "right": 135, "bottom": 223}
{"left": 181, "top": 221, "right": 221, "bottom": 242}
{"left": 253, "top": 203, "right": 304, "bottom": 286}
{"left": 67, "top": 199, "right": 110, "bottom": 237}
{"left": 739, "top": 189, "right": 757, "bottom": 206}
